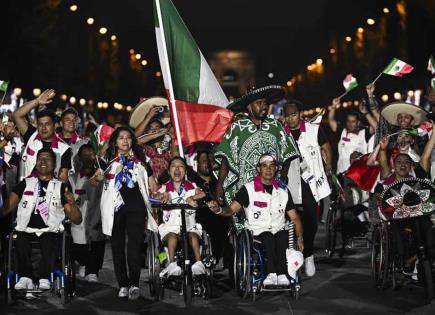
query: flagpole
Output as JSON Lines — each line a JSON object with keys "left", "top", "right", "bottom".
{"left": 370, "top": 72, "right": 383, "bottom": 85}
{"left": 337, "top": 90, "right": 349, "bottom": 99}
{"left": 155, "top": 0, "right": 184, "bottom": 158}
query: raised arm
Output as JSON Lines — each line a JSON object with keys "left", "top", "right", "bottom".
{"left": 359, "top": 102, "right": 378, "bottom": 132}
{"left": 420, "top": 123, "right": 435, "bottom": 173}
{"left": 366, "top": 83, "right": 380, "bottom": 122}
{"left": 134, "top": 105, "right": 159, "bottom": 137}
{"left": 378, "top": 137, "right": 391, "bottom": 179}
{"left": 328, "top": 97, "right": 340, "bottom": 133}
{"left": 13, "top": 89, "right": 55, "bottom": 136}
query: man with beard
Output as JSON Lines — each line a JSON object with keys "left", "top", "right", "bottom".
{"left": 215, "top": 86, "right": 299, "bottom": 206}
{"left": 188, "top": 150, "right": 231, "bottom": 268}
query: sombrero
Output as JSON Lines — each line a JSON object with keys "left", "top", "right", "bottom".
{"left": 227, "top": 85, "right": 284, "bottom": 112}
{"left": 380, "top": 177, "right": 435, "bottom": 221}
{"left": 129, "top": 97, "right": 169, "bottom": 129}
{"left": 381, "top": 102, "right": 428, "bottom": 126}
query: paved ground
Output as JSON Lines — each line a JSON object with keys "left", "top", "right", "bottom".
{"left": 2, "top": 225, "right": 435, "bottom": 315}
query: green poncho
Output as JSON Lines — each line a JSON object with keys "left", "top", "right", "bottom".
{"left": 215, "top": 117, "right": 299, "bottom": 204}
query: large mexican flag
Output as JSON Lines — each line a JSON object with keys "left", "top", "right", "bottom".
{"left": 153, "top": 0, "right": 233, "bottom": 146}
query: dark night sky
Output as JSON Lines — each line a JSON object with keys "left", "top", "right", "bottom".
{"left": 1, "top": 0, "right": 434, "bottom": 108}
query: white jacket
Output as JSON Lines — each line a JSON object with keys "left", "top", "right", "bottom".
{"left": 21, "top": 132, "right": 70, "bottom": 180}
{"left": 243, "top": 177, "right": 288, "bottom": 236}
{"left": 16, "top": 177, "right": 65, "bottom": 234}
{"left": 286, "top": 122, "right": 331, "bottom": 203}
{"left": 100, "top": 157, "right": 157, "bottom": 236}
{"left": 337, "top": 128, "right": 367, "bottom": 173}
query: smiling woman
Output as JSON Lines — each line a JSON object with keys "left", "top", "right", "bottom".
{"left": 93, "top": 125, "right": 158, "bottom": 300}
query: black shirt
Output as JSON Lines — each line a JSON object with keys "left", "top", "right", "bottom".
{"left": 13, "top": 179, "right": 68, "bottom": 229}
{"left": 99, "top": 157, "right": 151, "bottom": 212}
{"left": 187, "top": 167, "right": 216, "bottom": 201}
{"left": 22, "top": 125, "right": 72, "bottom": 170}
{"left": 234, "top": 184, "right": 295, "bottom": 211}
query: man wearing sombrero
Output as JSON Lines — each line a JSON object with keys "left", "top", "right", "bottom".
{"left": 214, "top": 86, "right": 299, "bottom": 206}
{"left": 380, "top": 101, "right": 429, "bottom": 162}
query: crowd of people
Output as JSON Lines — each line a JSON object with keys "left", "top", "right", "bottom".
{"left": 0, "top": 81, "right": 434, "bottom": 302}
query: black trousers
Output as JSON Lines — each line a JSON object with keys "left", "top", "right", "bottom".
{"left": 196, "top": 208, "right": 231, "bottom": 263}
{"left": 256, "top": 230, "right": 288, "bottom": 275}
{"left": 73, "top": 241, "right": 106, "bottom": 276}
{"left": 15, "top": 232, "right": 58, "bottom": 279}
{"left": 111, "top": 208, "right": 145, "bottom": 287}
{"left": 297, "top": 180, "right": 318, "bottom": 258}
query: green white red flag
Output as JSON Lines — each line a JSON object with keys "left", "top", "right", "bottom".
{"left": 383, "top": 58, "right": 414, "bottom": 77}
{"left": 342, "top": 74, "right": 358, "bottom": 92}
{"left": 153, "top": 0, "right": 233, "bottom": 146}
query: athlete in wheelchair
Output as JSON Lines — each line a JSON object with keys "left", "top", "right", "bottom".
{"left": 372, "top": 136, "right": 435, "bottom": 303}
{"left": 0, "top": 149, "right": 82, "bottom": 303}
{"left": 325, "top": 151, "right": 371, "bottom": 258}
{"left": 147, "top": 156, "right": 213, "bottom": 305}
{"left": 208, "top": 154, "right": 304, "bottom": 300}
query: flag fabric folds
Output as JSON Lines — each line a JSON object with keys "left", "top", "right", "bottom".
{"left": 383, "top": 58, "right": 414, "bottom": 77}
{"left": 343, "top": 74, "right": 358, "bottom": 92}
{"left": 0, "top": 81, "right": 8, "bottom": 92}
{"left": 153, "top": 0, "right": 234, "bottom": 146}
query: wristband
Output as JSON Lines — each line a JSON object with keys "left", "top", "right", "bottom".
{"left": 216, "top": 207, "right": 223, "bottom": 215}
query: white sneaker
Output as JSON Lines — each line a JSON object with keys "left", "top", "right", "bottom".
{"left": 118, "top": 287, "right": 129, "bottom": 298}
{"left": 128, "top": 286, "right": 140, "bottom": 300}
{"left": 277, "top": 274, "right": 290, "bottom": 286}
{"left": 77, "top": 265, "right": 86, "bottom": 278}
{"left": 304, "top": 255, "right": 316, "bottom": 277}
{"left": 85, "top": 274, "right": 99, "bottom": 282}
{"left": 263, "top": 273, "right": 277, "bottom": 286}
{"left": 192, "top": 261, "right": 206, "bottom": 275}
{"left": 38, "top": 278, "right": 51, "bottom": 290}
{"left": 166, "top": 262, "right": 182, "bottom": 277}
{"left": 14, "top": 277, "right": 34, "bottom": 290}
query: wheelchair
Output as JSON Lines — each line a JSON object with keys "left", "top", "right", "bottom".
{"left": 325, "top": 175, "right": 371, "bottom": 258}
{"left": 233, "top": 221, "right": 301, "bottom": 302}
{"left": 4, "top": 222, "right": 75, "bottom": 305}
{"left": 371, "top": 177, "right": 435, "bottom": 304}
{"left": 145, "top": 202, "right": 214, "bottom": 306}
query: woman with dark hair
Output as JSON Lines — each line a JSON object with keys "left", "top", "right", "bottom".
{"left": 94, "top": 126, "right": 158, "bottom": 300}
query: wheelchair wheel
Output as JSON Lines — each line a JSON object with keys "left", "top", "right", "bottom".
{"left": 61, "top": 231, "right": 74, "bottom": 304}
{"left": 418, "top": 258, "right": 434, "bottom": 303}
{"left": 236, "top": 230, "right": 251, "bottom": 299}
{"left": 6, "top": 233, "right": 17, "bottom": 305}
{"left": 230, "top": 231, "right": 238, "bottom": 290}
{"left": 146, "top": 231, "right": 161, "bottom": 301}
{"left": 325, "top": 205, "right": 338, "bottom": 258}
{"left": 371, "top": 222, "right": 390, "bottom": 289}
{"left": 183, "top": 268, "right": 193, "bottom": 307}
